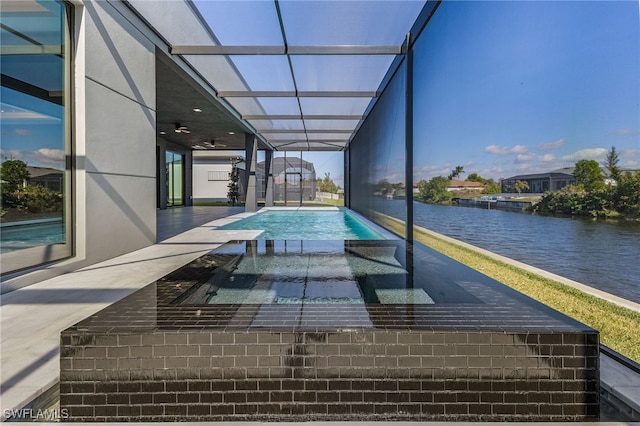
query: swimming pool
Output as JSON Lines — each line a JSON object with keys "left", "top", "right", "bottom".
{"left": 177, "top": 240, "right": 435, "bottom": 305}
{"left": 62, "top": 238, "right": 599, "bottom": 422}
{"left": 216, "top": 208, "right": 386, "bottom": 240}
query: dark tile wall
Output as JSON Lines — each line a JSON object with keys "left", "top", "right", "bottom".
{"left": 60, "top": 329, "right": 599, "bottom": 422}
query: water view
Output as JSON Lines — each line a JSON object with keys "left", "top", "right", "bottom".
{"left": 382, "top": 199, "right": 640, "bottom": 303}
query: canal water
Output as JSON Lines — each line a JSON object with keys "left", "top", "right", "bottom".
{"left": 383, "top": 200, "right": 640, "bottom": 303}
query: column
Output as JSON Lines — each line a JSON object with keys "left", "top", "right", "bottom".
{"left": 264, "top": 149, "right": 274, "bottom": 207}
{"left": 245, "top": 134, "right": 258, "bottom": 212}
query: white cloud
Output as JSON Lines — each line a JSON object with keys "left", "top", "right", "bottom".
{"left": 484, "top": 144, "right": 528, "bottom": 155}
{"left": 620, "top": 149, "right": 640, "bottom": 168}
{"left": 539, "top": 154, "right": 556, "bottom": 162}
{"left": 538, "top": 139, "right": 567, "bottom": 150}
{"left": 414, "top": 164, "right": 451, "bottom": 181}
{"left": 0, "top": 148, "right": 65, "bottom": 168}
{"left": 34, "top": 148, "right": 65, "bottom": 162}
{"left": 560, "top": 148, "right": 608, "bottom": 162}
{"left": 515, "top": 153, "right": 537, "bottom": 163}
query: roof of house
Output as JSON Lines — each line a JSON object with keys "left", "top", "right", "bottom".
{"left": 26, "top": 166, "right": 63, "bottom": 179}
{"left": 448, "top": 179, "right": 484, "bottom": 188}
{"left": 504, "top": 167, "right": 575, "bottom": 181}
{"left": 504, "top": 166, "right": 639, "bottom": 182}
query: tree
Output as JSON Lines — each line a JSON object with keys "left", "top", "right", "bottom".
{"left": 573, "top": 159, "right": 604, "bottom": 192}
{"left": 447, "top": 165, "right": 465, "bottom": 180}
{"left": 614, "top": 171, "right": 640, "bottom": 218}
{"left": 227, "top": 164, "right": 240, "bottom": 205}
{"left": 467, "top": 173, "right": 501, "bottom": 194}
{"left": 1, "top": 160, "right": 29, "bottom": 193}
{"left": 466, "top": 173, "right": 482, "bottom": 182}
{"left": 416, "top": 176, "right": 453, "bottom": 204}
{"left": 513, "top": 180, "right": 529, "bottom": 194}
{"left": 1, "top": 159, "right": 30, "bottom": 207}
{"left": 603, "top": 146, "right": 622, "bottom": 184}
{"left": 13, "top": 185, "right": 62, "bottom": 213}
{"left": 317, "top": 172, "right": 339, "bottom": 193}
{"left": 376, "top": 179, "right": 393, "bottom": 196}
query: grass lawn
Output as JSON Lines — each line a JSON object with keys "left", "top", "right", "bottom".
{"left": 375, "top": 212, "right": 640, "bottom": 362}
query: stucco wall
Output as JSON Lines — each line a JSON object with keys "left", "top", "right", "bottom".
{"left": 80, "top": 0, "right": 157, "bottom": 262}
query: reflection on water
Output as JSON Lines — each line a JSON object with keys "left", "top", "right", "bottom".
{"left": 182, "top": 241, "right": 431, "bottom": 305}
{"left": 381, "top": 199, "right": 640, "bottom": 303}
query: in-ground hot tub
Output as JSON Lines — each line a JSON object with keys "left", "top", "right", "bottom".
{"left": 60, "top": 240, "right": 599, "bottom": 422}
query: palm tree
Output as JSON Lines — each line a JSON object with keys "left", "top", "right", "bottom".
{"left": 448, "top": 165, "right": 465, "bottom": 180}
{"left": 513, "top": 180, "right": 529, "bottom": 194}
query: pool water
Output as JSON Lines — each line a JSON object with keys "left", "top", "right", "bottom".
{"left": 177, "top": 240, "right": 435, "bottom": 305}
{"left": 0, "top": 219, "right": 65, "bottom": 253}
{"left": 216, "top": 209, "right": 385, "bottom": 240}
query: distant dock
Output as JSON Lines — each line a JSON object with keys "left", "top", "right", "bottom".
{"left": 454, "top": 197, "right": 534, "bottom": 211}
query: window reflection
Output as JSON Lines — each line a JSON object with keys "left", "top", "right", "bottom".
{"left": 349, "top": 62, "right": 407, "bottom": 230}
{"left": 0, "top": 0, "right": 71, "bottom": 273}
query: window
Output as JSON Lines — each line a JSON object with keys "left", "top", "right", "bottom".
{"left": 207, "top": 170, "right": 229, "bottom": 181}
{"left": 1, "top": 0, "right": 72, "bottom": 273}
{"left": 166, "top": 151, "right": 184, "bottom": 206}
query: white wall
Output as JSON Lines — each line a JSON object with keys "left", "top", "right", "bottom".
{"left": 192, "top": 163, "right": 232, "bottom": 202}
{"left": 81, "top": 0, "right": 157, "bottom": 259}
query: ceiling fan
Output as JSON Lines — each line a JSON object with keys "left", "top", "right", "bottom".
{"left": 174, "top": 123, "right": 190, "bottom": 134}
{"left": 193, "top": 139, "right": 227, "bottom": 150}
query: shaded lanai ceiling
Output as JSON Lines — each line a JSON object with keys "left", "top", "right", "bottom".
{"left": 128, "top": 0, "right": 430, "bottom": 152}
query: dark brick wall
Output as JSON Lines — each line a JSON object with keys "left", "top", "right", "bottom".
{"left": 60, "top": 329, "right": 599, "bottom": 421}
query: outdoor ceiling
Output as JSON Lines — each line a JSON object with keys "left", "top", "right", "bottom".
{"left": 129, "top": 0, "right": 428, "bottom": 151}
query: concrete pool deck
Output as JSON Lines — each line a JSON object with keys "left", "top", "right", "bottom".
{"left": 1, "top": 206, "right": 639, "bottom": 421}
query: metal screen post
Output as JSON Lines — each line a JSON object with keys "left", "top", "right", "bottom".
{"left": 405, "top": 33, "right": 414, "bottom": 242}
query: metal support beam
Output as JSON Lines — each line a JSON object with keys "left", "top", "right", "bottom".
{"left": 256, "top": 129, "right": 354, "bottom": 134}
{"left": 245, "top": 115, "right": 364, "bottom": 121}
{"left": 404, "top": 33, "right": 414, "bottom": 242}
{"left": 218, "top": 91, "right": 380, "bottom": 98}
{"left": 268, "top": 139, "right": 349, "bottom": 145}
{"left": 170, "top": 45, "right": 404, "bottom": 56}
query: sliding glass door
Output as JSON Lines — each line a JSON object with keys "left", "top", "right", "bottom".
{"left": 166, "top": 150, "right": 184, "bottom": 207}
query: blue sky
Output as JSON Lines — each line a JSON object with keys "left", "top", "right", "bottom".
{"left": 3, "top": 0, "right": 637, "bottom": 187}
{"left": 1, "top": 88, "right": 65, "bottom": 169}
{"left": 262, "top": 0, "right": 640, "bottom": 187}
{"left": 413, "top": 0, "right": 640, "bottom": 182}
